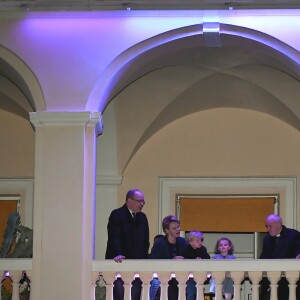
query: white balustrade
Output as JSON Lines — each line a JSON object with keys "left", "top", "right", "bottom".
{"left": 1, "top": 258, "right": 300, "bottom": 299}
{"left": 0, "top": 259, "right": 32, "bottom": 300}
{"left": 92, "top": 259, "right": 300, "bottom": 299}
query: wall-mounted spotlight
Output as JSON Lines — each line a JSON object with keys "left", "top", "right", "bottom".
{"left": 225, "top": 2, "right": 234, "bottom": 10}
{"left": 123, "top": 3, "right": 131, "bottom": 10}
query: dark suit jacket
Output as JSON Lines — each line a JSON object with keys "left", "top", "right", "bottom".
{"left": 260, "top": 225, "right": 300, "bottom": 259}
{"left": 105, "top": 204, "right": 149, "bottom": 259}
{"left": 149, "top": 235, "right": 187, "bottom": 259}
{"left": 183, "top": 244, "right": 210, "bottom": 259}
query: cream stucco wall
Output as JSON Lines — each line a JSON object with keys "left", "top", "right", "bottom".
{"left": 0, "top": 110, "right": 35, "bottom": 177}
{"left": 1, "top": 7, "right": 300, "bottom": 300}
{"left": 115, "top": 108, "right": 300, "bottom": 246}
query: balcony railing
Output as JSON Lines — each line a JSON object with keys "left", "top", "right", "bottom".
{"left": 92, "top": 259, "right": 300, "bottom": 300}
{"left": 1, "top": 259, "right": 300, "bottom": 299}
{"left": 0, "top": 259, "right": 32, "bottom": 300}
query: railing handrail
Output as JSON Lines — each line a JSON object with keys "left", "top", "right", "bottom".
{"left": 92, "top": 259, "right": 300, "bottom": 273}
{"left": 0, "top": 258, "right": 32, "bottom": 271}
{"left": 1, "top": 258, "right": 298, "bottom": 273}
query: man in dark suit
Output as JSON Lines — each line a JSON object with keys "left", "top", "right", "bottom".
{"left": 105, "top": 189, "right": 149, "bottom": 262}
{"left": 259, "top": 214, "right": 300, "bottom": 300}
{"left": 105, "top": 189, "right": 149, "bottom": 300}
{"left": 260, "top": 214, "right": 300, "bottom": 259}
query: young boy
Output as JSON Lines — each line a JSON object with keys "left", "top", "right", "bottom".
{"left": 183, "top": 231, "right": 210, "bottom": 259}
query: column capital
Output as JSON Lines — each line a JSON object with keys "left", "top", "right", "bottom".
{"left": 96, "top": 175, "right": 123, "bottom": 187}
{"left": 29, "top": 111, "right": 103, "bottom": 135}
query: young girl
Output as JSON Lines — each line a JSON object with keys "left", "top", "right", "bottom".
{"left": 210, "top": 237, "right": 236, "bottom": 300}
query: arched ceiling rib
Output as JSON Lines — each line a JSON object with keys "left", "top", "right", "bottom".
{"left": 0, "top": 59, "right": 37, "bottom": 121}
{"left": 0, "top": 74, "right": 33, "bottom": 120}
{"left": 125, "top": 70, "right": 300, "bottom": 170}
{"left": 107, "top": 24, "right": 300, "bottom": 172}
{"left": 107, "top": 29, "right": 300, "bottom": 107}
{"left": 115, "top": 63, "right": 300, "bottom": 172}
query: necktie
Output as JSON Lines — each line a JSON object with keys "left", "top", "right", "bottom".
{"left": 132, "top": 213, "right": 136, "bottom": 222}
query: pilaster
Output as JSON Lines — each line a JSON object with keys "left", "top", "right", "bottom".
{"left": 29, "top": 111, "right": 101, "bottom": 300}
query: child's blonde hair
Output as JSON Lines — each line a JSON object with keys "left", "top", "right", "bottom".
{"left": 186, "top": 231, "right": 204, "bottom": 242}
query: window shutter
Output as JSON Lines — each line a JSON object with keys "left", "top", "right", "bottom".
{"left": 179, "top": 197, "right": 274, "bottom": 232}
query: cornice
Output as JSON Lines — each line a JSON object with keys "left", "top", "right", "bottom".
{"left": 29, "top": 111, "right": 103, "bottom": 134}
{"left": 96, "top": 174, "right": 123, "bottom": 186}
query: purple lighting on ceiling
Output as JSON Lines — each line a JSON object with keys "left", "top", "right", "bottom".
{"left": 12, "top": 10, "right": 300, "bottom": 112}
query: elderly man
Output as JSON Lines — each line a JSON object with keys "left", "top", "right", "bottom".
{"left": 105, "top": 189, "right": 149, "bottom": 262}
{"left": 260, "top": 214, "right": 300, "bottom": 259}
{"left": 105, "top": 189, "right": 150, "bottom": 300}
{"left": 259, "top": 214, "right": 300, "bottom": 300}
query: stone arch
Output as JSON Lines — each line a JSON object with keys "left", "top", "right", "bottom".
{"left": 87, "top": 23, "right": 300, "bottom": 115}
{"left": 93, "top": 22, "right": 300, "bottom": 173}
{"left": 0, "top": 45, "right": 45, "bottom": 116}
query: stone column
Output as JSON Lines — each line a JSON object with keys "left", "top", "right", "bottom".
{"left": 30, "top": 111, "right": 101, "bottom": 300}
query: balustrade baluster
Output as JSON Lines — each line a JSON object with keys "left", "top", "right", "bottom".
{"left": 160, "top": 280, "right": 168, "bottom": 299}
{"left": 248, "top": 271, "right": 262, "bottom": 299}
{"left": 212, "top": 271, "right": 225, "bottom": 300}
{"left": 286, "top": 271, "right": 299, "bottom": 300}
{"left": 231, "top": 271, "right": 244, "bottom": 300}
{"left": 10, "top": 271, "right": 22, "bottom": 300}
{"left": 104, "top": 272, "right": 117, "bottom": 300}
{"left": 140, "top": 272, "right": 152, "bottom": 300}
{"left": 268, "top": 271, "right": 281, "bottom": 300}
{"left": 121, "top": 271, "right": 133, "bottom": 299}
{"left": 158, "top": 272, "right": 171, "bottom": 300}
{"left": 193, "top": 272, "right": 207, "bottom": 300}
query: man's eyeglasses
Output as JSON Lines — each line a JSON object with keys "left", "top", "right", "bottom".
{"left": 130, "top": 197, "right": 145, "bottom": 205}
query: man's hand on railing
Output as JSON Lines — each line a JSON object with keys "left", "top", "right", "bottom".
{"left": 114, "top": 255, "right": 125, "bottom": 263}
